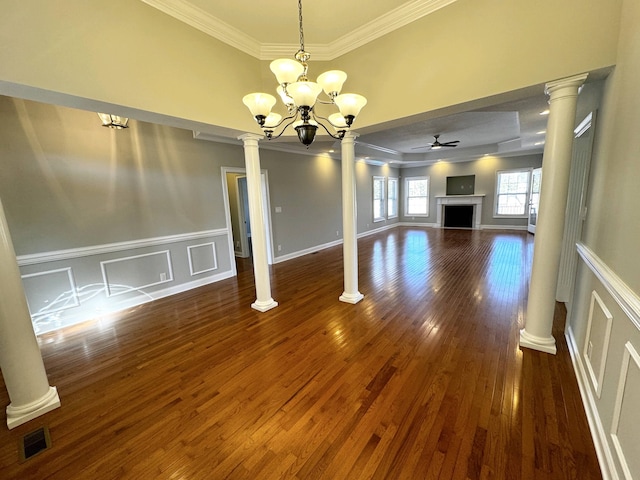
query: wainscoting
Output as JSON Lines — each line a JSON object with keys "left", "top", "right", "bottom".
{"left": 18, "top": 230, "right": 235, "bottom": 334}
{"left": 566, "top": 243, "right": 640, "bottom": 480}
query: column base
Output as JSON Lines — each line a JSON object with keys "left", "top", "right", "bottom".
{"left": 7, "top": 386, "right": 61, "bottom": 429}
{"left": 339, "top": 292, "right": 364, "bottom": 304}
{"left": 519, "top": 329, "right": 557, "bottom": 355}
{"left": 251, "top": 299, "right": 278, "bottom": 312}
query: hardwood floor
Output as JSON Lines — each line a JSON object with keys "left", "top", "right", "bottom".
{"left": 0, "top": 227, "right": 601, "bottom": 479}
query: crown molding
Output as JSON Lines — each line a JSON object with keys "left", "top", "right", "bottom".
{"left": 140, "top": 0, "right": 261, "bottom": 57}
{"left": 141, "top": 0, "right": 458, "bottom": 61}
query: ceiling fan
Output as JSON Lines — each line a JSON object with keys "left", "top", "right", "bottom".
{"left": 412, "top": 134, "right": 460, "bottom": 150}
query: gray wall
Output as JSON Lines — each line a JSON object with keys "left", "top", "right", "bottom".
{"left": 0, "top": 95, "right": 404, "bottom": 332}
{"left": 565, "top": 0, "right": 640, "bottom": 478}
{"left": 401, "top": 154, "right": 543, "bottom": 228}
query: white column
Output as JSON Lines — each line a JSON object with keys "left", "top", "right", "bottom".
{"left": 238, "top": 134, "right": 278, "bottom": 312}
{"left": 0, "top": 198, "right": 61, "bottom": 429}
{"left": 520, "top": 73, "right": 588, "bottom": 354}
{"left": 339, "top": 131, "right": 364, "bottom": 304}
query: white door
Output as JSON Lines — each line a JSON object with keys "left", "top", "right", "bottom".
{"left": 527, "top": 167, "right": 542, "bottom": 234}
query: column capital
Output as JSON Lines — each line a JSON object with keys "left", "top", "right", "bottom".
{"left": 545, "top": 73, "right": 588, "bottom": 100}
{"left": 238, "top": 133, "right": 264, "bottom": 145}
{"left": 342, "top": 130, "right": 359, "bottom": 142}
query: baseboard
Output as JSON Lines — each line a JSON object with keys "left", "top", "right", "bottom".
{"left": 480, "top": 224, "right": 528, "bottom": 231}
{"left": 565, "top": 326, "right": 619, "bottom": 480}
{"left": 272, "top": 239, "right": 343, "bottom": 264}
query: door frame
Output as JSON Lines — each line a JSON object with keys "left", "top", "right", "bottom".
{"left": 221, "top": 166, "right": 275, "bottom": 271}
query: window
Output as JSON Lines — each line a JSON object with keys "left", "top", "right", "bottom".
{"left": 495, "top": 168, "right": 532, "bottom": 216}
{"left": 373, "top": 176, "right": 386, "bottom": 222}
{"left": 405, "top": 176, "right": 430, "bottom": 216}
{"left": 387, "top": 177, "right": 399, "bottom": 218}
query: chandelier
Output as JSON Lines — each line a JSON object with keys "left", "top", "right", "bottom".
{"left": 242, "top": 0, "right": 367, "bottom": 147}
{"left": 97, "top": 113, "right": 129, "bottom": 129}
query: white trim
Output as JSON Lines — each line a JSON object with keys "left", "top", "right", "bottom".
{"left": 494, "top": 167, "right": 532, "bottom": 218}
{"left": 480, "top": 224, "right": 528, "bottom": 231}
{"left": 373, "top": 175, "right": 386, "bottom": 222}
{"left": 575, "top": 111, "right": 594, "bottom": 138}
{"left": 399, "top": 221, "right": 438, "bottom": 228}
{"left": 187, "top": 242, "right": 218, "bottom": 276}
{"left": 405, "top": 176, "right": 431, "bottom": 217}
{"left": 584, "top": 290, "right": 614, "bottom": 398}
{"left": 100, "top": 250, "right": 173, "bottom": 297}
{"left": 435, "top": 194, "right": 484, "bottom": 229}
{"left": 358, "top": 223, "right": 399, "bottom": 239}
{"left": 566, "top": 326, "right": 619, "bottom": 480}
{"left": 17, "top": 229, "right": 228, "bottom": 266}
{"left": 21, "top": 267, "right": 80, "bottom": 316}
{"left": 610, "top": 341, "right": 640, "bottom": 480}
{"left": 272, "top": 239, "right": 343, "bottom": 264}
{"left": 271, "top": 223, "right": 402, "bottom": 264}
{"left": 387, "top": 177, "right": 399, "bottom": 219}
{"left": 141, "top": 0, "right": 457, "bottom": 60}
{"left": 139, "top": 0, "right": 261, "bottom": 58}
{"left": 577, "top": 243, "right": 640, "bottom": 332}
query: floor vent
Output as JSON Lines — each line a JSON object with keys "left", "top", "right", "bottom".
{"left": 20, "top": 426, "right": 51, "bottom": 461}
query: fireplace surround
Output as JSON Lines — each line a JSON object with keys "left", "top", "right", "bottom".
{"left": 435, "top": 194, "right": 485, "bottom": 229}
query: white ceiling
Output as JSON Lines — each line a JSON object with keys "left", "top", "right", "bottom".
{"left": 142, "top": 0, "right": 556, "bottom": 166}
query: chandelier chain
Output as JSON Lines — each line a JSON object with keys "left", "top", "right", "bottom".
{"left": 298, "top": 0, "right": 305, "bottom": 52}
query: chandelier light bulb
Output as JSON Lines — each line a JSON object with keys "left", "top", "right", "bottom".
{"left": 263, "top": 113, "right": 282, "bottom": 128}
{"left": 317, "top": 70, "right": 347, "bottom": 97}
{"left": 287, "top": 81, "right": 322, "bottom": 108}
{"left": 242, "top": 93, "right": 276, "bottom": 118}
{"left": 270, "top": 59, "right": 305, "bottom": 85}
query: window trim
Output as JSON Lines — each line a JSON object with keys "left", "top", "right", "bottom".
{"left": 404, "top": 176, "right": 430, "bottom": 217}
{"left": 493, "top": 167, "right": 532, "bottom": 218}
{"left": 373, "top": 176, "right": 386, "bottom": 222}
{"left": 387, "top": 177, "right": 399, "bottom": 219}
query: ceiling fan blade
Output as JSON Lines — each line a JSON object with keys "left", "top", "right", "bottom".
{"left": 441, "top": 143, "right": 458, "bottom": 147}
{"left": 441, "top": 140, "right": 460, "bottom": 146}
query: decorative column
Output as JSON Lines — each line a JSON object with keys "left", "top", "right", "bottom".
{"left": 339, "top": 131, "right": 364, "bottom": 304}
{"left": 238, "top": 134, "right": 278, "bottom": 312}
{"left": 520, "top": 73, "right": 588, "bottom": 354}
{"left": 0, "top": 198, "right": 61, "bottom": 429}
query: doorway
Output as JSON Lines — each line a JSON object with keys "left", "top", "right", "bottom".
{"left": 222, "top": 167, "right": 274, "bottom": 270}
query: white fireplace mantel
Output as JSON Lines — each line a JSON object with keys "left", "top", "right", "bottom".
{"left": 435, "top": 194, "right": 485, "bottom": 229}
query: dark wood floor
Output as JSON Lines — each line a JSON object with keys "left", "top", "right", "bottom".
{"left": 0, "top": 227, "right": 601, "bottom": 479}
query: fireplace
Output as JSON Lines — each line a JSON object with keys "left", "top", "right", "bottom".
{"left": 444, "top": 205, "right": 474, "bottom": 228}
{"left": 435, "top": 195, "right": 485, "bottom": 229}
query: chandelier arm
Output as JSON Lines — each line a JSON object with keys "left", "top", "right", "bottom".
{"left": 313, "top": 111, "right": 347, "bottom": 130}
{"left": 264, "top": 115, "right": 300, "bottom": 140}
{"left": 311, "top": 112, "right": 346, "bottom": 140}
{"left": 266, "top": 112, "right": 298, "bottom": 130}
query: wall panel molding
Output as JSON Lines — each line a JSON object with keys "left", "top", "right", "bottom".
{"left": 610, "top": 341, "right": 640, "bottom": 480}
{"left": 566, "top": 326, "right": 619, "bottom": 480}
{"left": 17, "top": 229, "right": 228, "bottom": 266}
{"left": 100, "top": 250, "right": 174, "bottom": 297}
{"left": 584, "top": 290, "right": 614, "bottom": 397}
{"left": 577, "top": 243, "right": 640, "bottom": 332}
{"left": 21, "top": 267, "right": 80, "bottom": 317}
{"left": 187, "top": 242, "right": 218, "bottom": 276}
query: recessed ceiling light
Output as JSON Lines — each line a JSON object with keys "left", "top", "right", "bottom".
{"left": 539, "top": 109, "right": 550, "bottom": 115}
{"left": 329, "top": 149, "right": 335, "bottom": 153}
{"left": 534, "top": 141, "right": 545, "bottom": 146}
{"left": 536, "top": 130, "right": 546, "bottom": 134}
